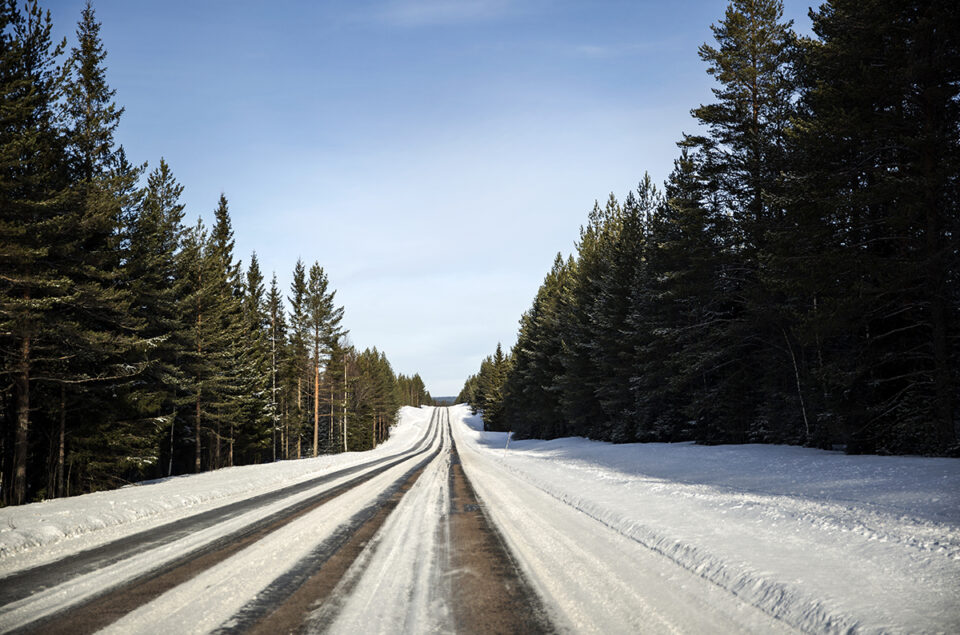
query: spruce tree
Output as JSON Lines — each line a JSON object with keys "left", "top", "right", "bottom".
{"left": 557, "top": 196, "right": 620, "bottom": 439}
{"left": 205, "top": 194, "right": 245, "bottom": 467}
{"left": 287, "top": 259, "right": 309, "bottom": 458}
{"left": 481, "top": 344, "right": 510, "bottom": 431}
{"left": 593, "top": 177, "right": 659, "bottom": 441}
{"left": 636, "top": 149, "right": 734, "bottom": 442}
{"left": 61, "top": 1, "right": 149, "bottom": 491}
{"left": 0, "top": 0, "right": 70, "bottom": 504}
{"left": 502, "top": 253, "right": 571, "bottom": 440}
{"left": 238, "top": 253, "right": 270, "bottom": 463}
{"left": 266, "top": 273, "right": 287, "bottom": 461}
{"left": 179, "top": 218, "right": 211, "bottom": 471}
{"left": 305, "top": 262, "right": 344, "bottom": 456}
{"left": 127, "top": 158, "right": 189, "bottom": 477}
{"left": 788, "top": 0, "right": 960, "bottom": 452}
{"left": 680, "top": 0, "right": 799, "bottom": 441}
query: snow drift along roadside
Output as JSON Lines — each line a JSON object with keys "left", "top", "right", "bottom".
{"left": 450, "top": 404, "right": 960, "bottom": 634}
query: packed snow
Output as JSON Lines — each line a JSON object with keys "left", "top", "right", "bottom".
{"left": 451, "top": 403, "right": 960, "bottom": 634}
{"left": 102, "top": 413, "right": 444, "bottom": 635}
{"left": 313, "top": 415, "right": 453, "bottom": 633}
{"left": 0, "top": 406, "right": 433, "bottom": 574}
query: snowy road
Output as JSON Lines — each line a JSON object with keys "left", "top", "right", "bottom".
{"left": 0, "top": 408, "right": 552, "bottom": 634}
{"left": 2, "top": 405, "right": 956, "bottom": 633}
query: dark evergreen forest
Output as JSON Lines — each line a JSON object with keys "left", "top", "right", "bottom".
{"left": 461, "top": 0, "right": 959, "bottom": 456}
{"left": 0, "top": 2, "right": 433, "bottom": 506}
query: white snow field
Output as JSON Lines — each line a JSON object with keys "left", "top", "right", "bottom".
{"left": 450, "top": 403, "right": 960, "bottom": 634}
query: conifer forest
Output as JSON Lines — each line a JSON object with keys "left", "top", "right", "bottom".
{"left": 462, "top": 0, "right": 959, "bottom": 456}
{"left": 0, "top": 2, "right": 433, "bottom": 506}
{"left": 0, "top": 2, "right": 957, "bottom": 631}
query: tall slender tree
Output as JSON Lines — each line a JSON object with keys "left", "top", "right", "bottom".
{"left": 305, "top": 262, "right": 344, "bottom": 456}
{"left": 127, "top": 158, "right": 188, "bottom": 479}
{"left": 0, "top": 0, "right": 70, "bottom": 504}
{"left": 287, "top": 259, "right": 309, "bottom": 458}
{"left": 266, "top": 273, "right": 287, "bottom": 461}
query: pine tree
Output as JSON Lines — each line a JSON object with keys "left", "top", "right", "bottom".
{"left": 557, "top": 196, "right": 620, "bottom": 439}
{"left": 286, "top": 259, "right": 309, "bottom": 458}
{"left": 127, "top": 158, "right": 189, "bottom": 478}
{"left": 205, "top": 194, "right": 245, "bottom": 468}
{"left": 501, "top": 253, "right": 571, "bottom": 440}
{"left": 788, "top": 0, "right": 960, "bottom": 452}
{"left": 0, "top": 0, "right": 71, "bottom": 504}
{"left": 237, "top": 253, "right": 270, "bottom": 463}
{"left": 678, "top": 0, "right": 800, "bottom": 442}
{"left": 266, "top": 273, "right": 287, "bottom": 461}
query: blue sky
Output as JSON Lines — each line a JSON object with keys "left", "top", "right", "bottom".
{"left": 47, "top": 0, "right": 814, "bottom": 397}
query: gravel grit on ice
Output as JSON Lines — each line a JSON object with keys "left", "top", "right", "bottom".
{"left": 450, "top": 403, "right": 960, "bottom": 634}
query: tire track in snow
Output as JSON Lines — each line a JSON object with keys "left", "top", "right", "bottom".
{"left": 294, "top": 407, "right": 551, "bottom": 634}
{"left": 214, "top": 413, "right": 448, "bottom": 634}
{"left": 0, "top": 410, "right": 442, "bottom": 634}
{"left": 225, "top": 407, "right": 551, "bottom": 634}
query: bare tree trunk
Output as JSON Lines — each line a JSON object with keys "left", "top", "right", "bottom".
{"left": 195, "top": 391, "right": 202, "bottom": 472}
{"left": 46, "top": 415, "right": 56, "bottom": 500}
{"left": 296, "top": 376, "right": 302, "bottom": 459}
{"left": 783, "top": 328, "right": 810, "bottom": 442}
{"left": 228, "top": 421, "right": 234, "bottom": 467}
{"left": 13, "top": 330, "right": 31, "bottom": 505}
{"left": 168, "top": 389, "right": 176, "bottom": 477}
{"left": 195, "top": 269, "right": 203, "bottom": 474}
{"left": 330, "top": 383, "right": 335, "bottom": 453}
{"left": 57, "top": 385, "right": 66, "bottom": 497}
{"left": 271, "top": 318, "right": 277, "bottom": 463}
{"left": 313, "top": 359, "right": 319, "bottom": 457}
{"left": 342, "top": 363, "right": 348, "bottom": 453}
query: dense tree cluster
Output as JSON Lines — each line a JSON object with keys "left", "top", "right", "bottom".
{"left": 463, "top": 0, "right": 959, "bottom": 455}
{"left": 0, "top": 2, "right": 431, "bottom": 505}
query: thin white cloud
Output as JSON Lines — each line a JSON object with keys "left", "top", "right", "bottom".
{"left": 571, "top": 42, "right": 662, "bottom": 59}
{"left": 376, "top": 0, "right": 515, "bottom": 26}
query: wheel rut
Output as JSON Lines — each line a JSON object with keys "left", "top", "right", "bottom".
{"left": 447, "top": 417, "right": 554, "bottom": 634}
{"left": 5, "top": 408, "right": 555, "bottom": 634}
{"left": 4, "top": 410, "right": 443, "bottom": 635}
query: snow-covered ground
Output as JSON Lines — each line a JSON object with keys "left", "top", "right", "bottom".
{"left": 0, "top": 406, "right": 433, "bottom": 574}
{"left": 451, "top": 403, "right": 960, "bottom": 634}
{"left": 3, "top": 404, "right": 957, "bottom": 634}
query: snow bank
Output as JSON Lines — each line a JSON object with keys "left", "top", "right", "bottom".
{"left": 0, "top": 406, "right": 434, "bottom": 566}
{"left": 452, "top": 404, "right": 960, "bottom": 634}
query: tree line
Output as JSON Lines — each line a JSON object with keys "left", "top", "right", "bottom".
{"left": 461, "top": 0, "right": 959, "bottom": 456}
{"left": 0, "top": 1, "right": 433, "bottom": 506}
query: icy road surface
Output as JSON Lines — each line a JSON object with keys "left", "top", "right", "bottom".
{"left": 1, "top": 405, "right": 957, "bottom": 633}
